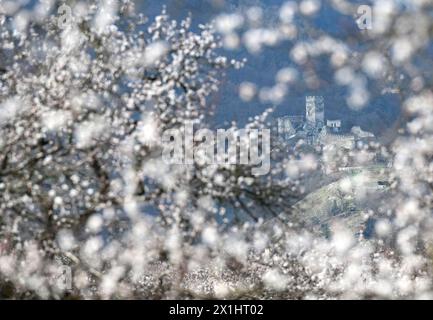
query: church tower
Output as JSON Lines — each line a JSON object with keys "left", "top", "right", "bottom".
{"left": 305, "top": 96, "right": 325, "bottom": 128}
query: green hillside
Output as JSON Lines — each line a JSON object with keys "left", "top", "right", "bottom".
{"left": 290, "top": 166, "right": 391, "bottom": 237}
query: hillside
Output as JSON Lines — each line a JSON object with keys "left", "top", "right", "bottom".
{"left": 289, "top": 166, "right": 391, "bottom": 237}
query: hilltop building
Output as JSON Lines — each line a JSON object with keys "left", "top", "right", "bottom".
{"left": 306, "top": 95, "right": 324, "bottom": 128}
{"left": 277, "top": 96, "right": 375, "bottom": 150}
{"left": 326, "top": 120, "right": 341, "bottom": 133}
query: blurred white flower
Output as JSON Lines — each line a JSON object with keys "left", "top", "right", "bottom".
{"left": 362, "top": 51, "right": 386, "bottom": 78}
{"left": 239, "top": 82, "right": 257, "bottom": 102}
{"left": 276, "top": 67, "right": 298, "bottom": 84}
{"left": 299, "top": 0, "right": 321, "bottom": 16}
{"left": 262, "top": 269, "right": 288, "bottom": 291}
{"left": 142, "top": 41, "right": 169, "bottom": 67}
{"left": 75, "top": 117, "right": 107, "bottom": 148}
{"left": 279, "top": 1, "right": 297, "bottom": 23}
{"left": 215, "top": 13, "right": 244, "bottom": 34}
{"left": 392, "top": 38, "right": 413, "bottom": 64}
{"left": 375, "top": 219, "right": 392, "bottom": 237}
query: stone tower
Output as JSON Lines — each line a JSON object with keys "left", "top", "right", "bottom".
{"left": 305, "top": 96, "right": 325, "bottom": 128}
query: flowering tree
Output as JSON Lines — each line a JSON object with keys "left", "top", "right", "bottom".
{"left": 1, "top": 0, "right": 433, "bottom": 300}
{"left": 0, "top": 0, "right": 300, "bottom": 298}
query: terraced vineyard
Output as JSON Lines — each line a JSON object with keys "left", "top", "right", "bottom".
{"left": 289, "top": 166, "right": 391, "bottom": 237}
